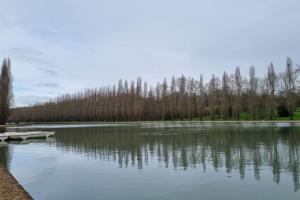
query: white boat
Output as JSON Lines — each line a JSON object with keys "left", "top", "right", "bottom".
{"left": 1, "top": 131, "right": 55, "bottom": 140}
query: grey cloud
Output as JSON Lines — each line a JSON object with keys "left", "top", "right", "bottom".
{"left": 38, "top": 67, "right": 57, "bottom": 76}
{"left": 2, "top": 48, "right": 46, "bottom": 64}
{"left": 1, "top": 0, "right": 300, "bottom": 106}
{"left": 37, "top": 83, "right": 59, "bottom": 88}
{"left": 1, "top": 48, "right": 59, "bottom": 72}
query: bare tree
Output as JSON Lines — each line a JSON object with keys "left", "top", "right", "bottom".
{"left": 208, "top": 74, "right": 220, "bottom": 120}
{"left": 178, "top": 75, "right": 187, "bottom": 120}
{"left": 221, "top": 71, "right": 230, "bottom": 120}
{"left": 170, "top": 76, "right": 177, "bottom": 120}
{"left": 280, "top": 57, "right": 298, "bottom": 120}
{"left": 248, "top": 66, "right": 258, "bottom": 120}
{"left": 234, "top": 66, "right": 242, "bottom": 120}
{"left": 266, "top": 63, "right": 277, "bottom": 120}
{"left": 162, "top": 77, "right": 168, "bottom": 120}
{"left": 187, "top": 78, "right": 197, "bottom": 120}
{"left": 198, "top": 74, "right": 205, "bottom": 121}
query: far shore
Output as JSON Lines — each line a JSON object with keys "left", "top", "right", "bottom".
{"left": 2, "top": 120, "right": 300, "bottom": 127}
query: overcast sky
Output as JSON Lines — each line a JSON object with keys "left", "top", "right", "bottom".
{"left": 0, "top": 0, "right": 300, "bottom": 107}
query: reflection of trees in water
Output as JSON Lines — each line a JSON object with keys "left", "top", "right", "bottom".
{"left": 0, "top": 127, "right": 6, "bottom": 133}
{"left": 0, "top": 145, "right": 10, "bottom": 169}
{"left": 0, "top": 127, "right": 10, "bottom": 169}
{"left": 54, "top": 126, "right": 300, "bottom": 191}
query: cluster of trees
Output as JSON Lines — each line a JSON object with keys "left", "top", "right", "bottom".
{"left": 0, "top": 58, "right": 13, "bottom": 124}
{"left": 9, "top": 57, "right": 300, "bottom": 122}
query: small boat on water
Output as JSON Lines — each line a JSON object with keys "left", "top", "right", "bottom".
{"left": 0, "top": 131, "right": 55, "bottom": 141}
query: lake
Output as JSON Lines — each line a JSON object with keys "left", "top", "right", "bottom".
{"left": 0, "top": 122, "right": 299, "bottom": 200}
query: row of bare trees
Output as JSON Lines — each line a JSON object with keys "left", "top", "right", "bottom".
{"left": 0, "top": 58, "right": 13, "bottom": 124}
{"left": 9, "top": 57, "right": 300, "bottom": 122}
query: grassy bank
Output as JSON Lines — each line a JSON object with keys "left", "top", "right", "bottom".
{"left": 191, "top": 107, "right": 300, "bottom": 121}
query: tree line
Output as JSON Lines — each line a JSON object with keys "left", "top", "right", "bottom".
{"left": 0, "top": 58, "right": 13, "bottom": 124}
{"left": 9, "top": 57, "right": 300, "bottom": 122}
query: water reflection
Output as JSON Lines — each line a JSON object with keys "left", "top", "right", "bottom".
{"left": 0, "top": 127, "right": 6, "bottom": 133}
{"left": 47, "top": 126, "right": 300, "bottom": 191}
{"left": 0, "top": 125, "right": 299, "bottom": 192}
{"left": 0, "top": 143, "right": 10, "bottom": 168}
{"left": 0, "top": 127, "right": 10, "bottom": 168}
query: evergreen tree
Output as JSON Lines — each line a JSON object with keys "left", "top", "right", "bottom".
{"left": 0, "top": 58, "right": 13, "bottom": 124}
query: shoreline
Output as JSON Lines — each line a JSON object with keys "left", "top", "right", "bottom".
{"left": 3, "top": 121, "right": 300, "bottom": 129}
{"left": 0, "top": 165, "right": 32, "bottom": 200}
{"left": 5, "top": 120, "right": 300, "bottom": 125}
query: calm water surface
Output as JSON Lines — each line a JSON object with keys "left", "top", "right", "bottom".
{"left": 0, "top": 122, "right": 300, "bottom": 200}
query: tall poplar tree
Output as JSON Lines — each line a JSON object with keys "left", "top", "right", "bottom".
{"left": 0, "top": 58, "right": 13, "bottom": 124}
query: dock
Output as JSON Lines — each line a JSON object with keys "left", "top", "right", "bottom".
{"left": 0, "top": 131, "right": 55, "bottom": 142}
